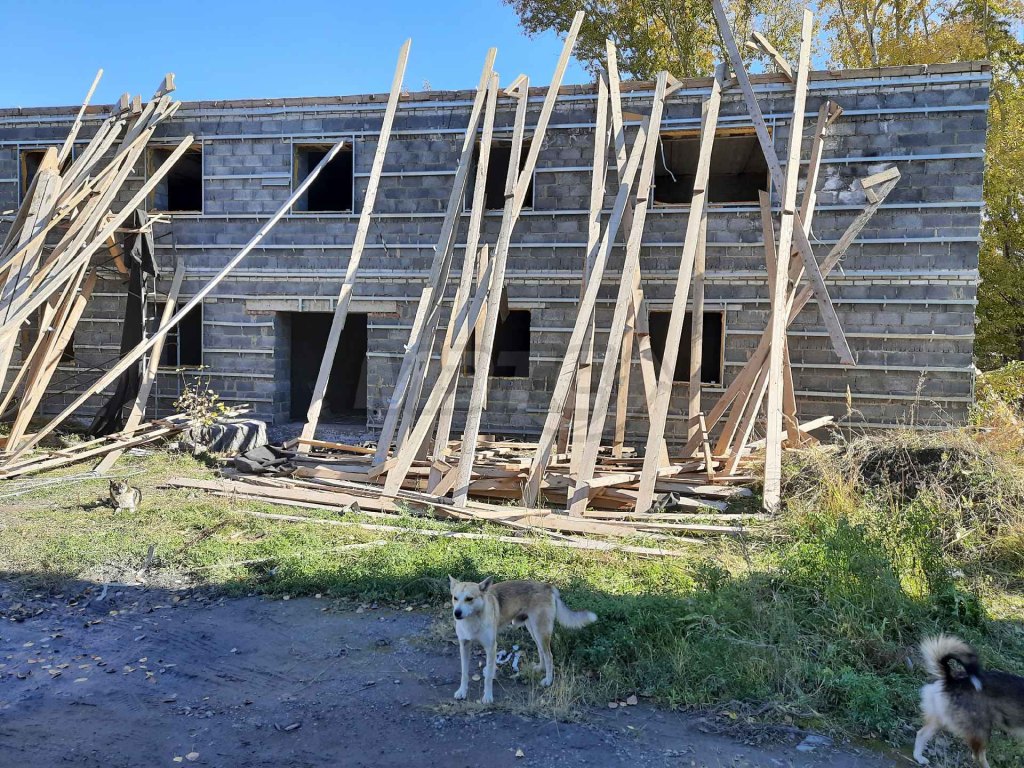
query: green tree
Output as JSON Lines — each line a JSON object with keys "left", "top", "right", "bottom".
{"left": 502, "top": 0, "right": 805, "bottom": 79}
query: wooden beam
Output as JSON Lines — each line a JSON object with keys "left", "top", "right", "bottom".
{"left": 449, "top": 11, "right": 585, "bottom": 507}
{"left": 633, "top": 66, "right": 724, "bottom": 513}
{"left": 567, "top": 71, "right": 672, "bottom": 516}
{"left": 747, "top": 31, "right": 793, "bottom": 81}
{"left": 93, "top": 257, "right": 186, "bottom": 473}
{"left": 57, "top": 69, "right": 103, "bottom": 167}
{"left": 519, "top": 117, "right": 651, "bottom": 509}
{"left": 299, "top": 40, "right": 410, "bottom": 450}
{"left": 687, "top": 154, "right": 710, "bottom": 441}
{"left": 711, "top": 0, "right": 853, "bottom": 366}
{"left": 4, "top": 137, "right": 353, "bottom": 463}
{"left": 371, "top": 49, "right": 496, "bottom": 463}
{"left": 568, "top": 74, "right": 610, "bottom": 498}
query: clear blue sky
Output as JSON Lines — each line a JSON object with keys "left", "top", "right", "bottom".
{"left": 0, "top": 0, "right": 592, "bottom": 108}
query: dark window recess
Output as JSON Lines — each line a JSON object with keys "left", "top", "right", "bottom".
{"left": 288, "top": 312, "right": 367, "bottom": 419}
{"left": 465, "top": 307, "right": 531, "bottom": 378}
{"left": 150, "top": 145, "right": 203, "bottom": 211}
{"left": 295, "top": 145, "right": 354, "bottom": 212}
{"left": 59, "top": 331, "right": 75, "bottom": 363}
{"left": 648, "top": 311, "right": 724, "bottom": 384}
{"left": 150, "top": 302, "right": 203, "bottom": 367}
{"left": 21, "top": 149, "right": 48, "bottom": 199}
{"left": 653, "top": 132, "right": 768, "bottom": 205}
{"left": 473, "top": 140, "right": 533, "bottom": 210}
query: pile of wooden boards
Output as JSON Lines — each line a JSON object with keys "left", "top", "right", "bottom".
{"left": 292, "top": 5, "right": 900, "bottom": 515}
{"left": 0, "top": 69, "right": 359, "bottom": 475}
{"left": 3, "top": 7, "right": 901, "bottom": 527}
{"left": 166, "top": 435, "right": 758, "bottom": 558}
{"left": 0, "top": 71, "right": 193, "bottom": 470}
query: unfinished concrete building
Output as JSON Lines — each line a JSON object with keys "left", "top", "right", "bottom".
{"left": 0, "top": 62, "right": 989, "bottom": 445}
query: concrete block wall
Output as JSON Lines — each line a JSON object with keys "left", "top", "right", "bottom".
{"left": 0, "top": 62, "right": 989, "bottom": 443}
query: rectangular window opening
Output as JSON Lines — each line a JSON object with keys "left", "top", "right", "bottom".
{"left": 20, "top": 149, "right": 48, "bottom": 200}
{"left": 472, "top": 139, "right": 533, "bottom": 211}
{"left": 648, "top": 310, "right": 724, "bottom": 384}
{"left": 464, "top": 298, "right": 531, "bottom": 378}
{"left": 287, "top": 312, "right": 367, "bottom": 420}
{"left": 149, "top": 301, "right": 203, "bottom": 368}
{"left": 653, "top": 128, "right": 768, "bottom": 206}
{"left": 148, "top": 144, "right": 203, "bottom": 212}
{"left": 294, "top": 144, "right": 354, "bottom": 212}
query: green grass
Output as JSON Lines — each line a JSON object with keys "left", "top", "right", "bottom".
{"left": 3, "top": 422, "right": 1024, "bottom": 765}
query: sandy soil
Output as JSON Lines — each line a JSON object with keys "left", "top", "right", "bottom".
{"left": 0, "top": 583, "right": 900, "bottom": 767}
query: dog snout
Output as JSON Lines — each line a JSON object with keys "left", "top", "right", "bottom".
{"left": 453, "top": 608, "right": 463, "bottom": 619}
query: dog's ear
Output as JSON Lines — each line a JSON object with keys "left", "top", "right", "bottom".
{"left": 478, "top": 576, "right": 493, "bottom": 592}
{"left": 448, "top": 575, "right": 457, "bottom": 591}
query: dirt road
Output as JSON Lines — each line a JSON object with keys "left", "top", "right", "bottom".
{"left": 0, "top": 583, "right": 899, "bottom": 767}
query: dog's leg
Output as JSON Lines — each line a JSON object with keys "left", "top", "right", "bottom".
{"left": 537, "top": 625, "right": 554, "bottom": 687}
{"left": 968, "top": 737, "right": 991, "bottom": 768}
{"left": 454, "top": 639, "right": 471, "bottom": 700}
{"left": 524, "top": 618, "right": 545, "bottom": 673}
{"left": 913, "top": 720, "right": 938, "bottom": 765}
{"left": 481, "top": 635, "right": 497, "bottom": 705}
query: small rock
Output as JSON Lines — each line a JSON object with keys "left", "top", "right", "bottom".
{"left": 796, "top": 734, "right": 832, "bottom": 753}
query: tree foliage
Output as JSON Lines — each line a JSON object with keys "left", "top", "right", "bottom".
{"left": 502, "top": 0, "right": 805, "bottom": 78}
{"left": 503, "top": 0, "right": 1024, "bottom": 365}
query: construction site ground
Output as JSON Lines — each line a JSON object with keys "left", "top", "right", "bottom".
{"left": 0, "top": 585, "right": 899, "bottom": 767}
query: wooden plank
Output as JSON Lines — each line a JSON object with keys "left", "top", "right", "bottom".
{"left": 94, "top": 257, "right": 186, "bottom": 473}
{"left": 0, "top": 130, "right": 194, "bottom": 341}
{"left": 711, "top": 0, "right": 853, "bottom": 366}
{"left": 568, "top": 74, "right": 610, "bottom": 500}
{"left": 57, "top": 69, "right": 103, "bottom": 167}
{"left": 3, "top": 137, "right": 351, "bottom": 463}
{"left": 519, "top": 118, "right": 651, "bottom": 508}
{"left": 284, "top": 438, "right": 375, "bottom": 455}
{"left": 633, "top": 66, "right": 724, "bottom": 513}
{"left": 698, "top": 412, "right": 715, "bottom": 483}
{"left": 567, "top": 71, "right": 672, "bottom": 516}
{"left": 687, "top": 172, "right": 709, "bottom": 441}
{"left": 427, "top": 74, "right": 502, "bottom": 487}
{"left": 208, "top": 505, "right": 693, "bottom": 558}
{"left": 747, "top": 32, "right": 793, "bottom": 80}
{"left": 602, "top": 43, "right": 667, "bottom": 468}
{"left": 395, "top": 70, "right": 500, "bottom": 453}
{"left": 0, "top": 426, "right": 176, "bottom": 479}
{"left": 379, "top": 255, "right": 497, "bottom": 495}
{"left": 371, "top": 51, "right": 496, "bottom": 462}
{"left": 299, "top": 40, "right": 410, "bottom": 451}
{"left": 604, "top": 41, "right": 667, "bottom": 466}
{"left": 4, "top": 267, "right": 95, "bottom": 451}
{"left": 450, "top": 12, "right": 585, "bottom": 507}
{"left": 679, "top": 169, "right": 900, "bottom": 459}
{"left": 439, "top": 77, "right": 530, "bottom": 498}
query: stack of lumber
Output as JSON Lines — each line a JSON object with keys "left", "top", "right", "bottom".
{"left": 0, "top": 418, "right": 185, "bottom": 480}
{"left": 2, "top": 12, "right": 904, "bottom": 531}
{"left": 0, "top": 71, "right": 189, "bottom": 459}
{"left": 0, "top": 65, "right": 362, "bottom": 473}
{"left": 166, "top": 435, "right": 759, "bottom": 557}
{"left": 292, "top": 8, "right": 898, "bottom": 516}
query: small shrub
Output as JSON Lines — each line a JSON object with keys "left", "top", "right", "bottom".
{"left": 173, "top": 370, "right": 229, "bottom": 429}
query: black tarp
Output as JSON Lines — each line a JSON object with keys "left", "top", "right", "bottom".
{"left": 88, "top": 210, "right": 159, "bottom": 436}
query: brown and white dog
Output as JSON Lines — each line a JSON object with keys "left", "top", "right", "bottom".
{"left": 448, "top": 576, "right": 596, "bottom": 704}
{"left": 915, "top": 635, "right": 1024, "bottom": 766}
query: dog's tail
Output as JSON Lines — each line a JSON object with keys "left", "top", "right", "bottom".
{"left": 553, "top": 589, "right": 597, "bottom": 629}
{"left": 920, "top": 634, "right": 983, "bottom": 691}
